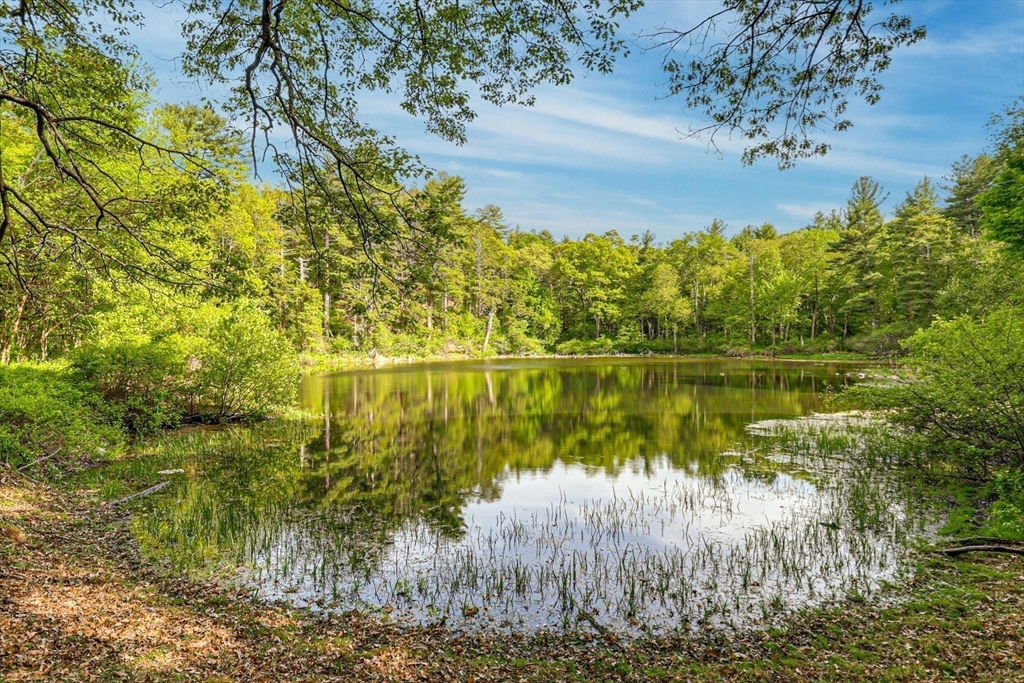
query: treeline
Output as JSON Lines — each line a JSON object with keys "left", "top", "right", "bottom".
{"left": 1, "top": 100, "right": 1022, "bottom": 368}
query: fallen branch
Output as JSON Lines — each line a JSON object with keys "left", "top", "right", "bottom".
{"left": 106, "top": 481, "right": 169, "bottom": 508}
{"left": 576, "top": 608, "right": 610, "bottom": 636}
{"left": 939, "top": 545, "right": 1024, "bottom": 558}
{"left": 17, "top": 447, "right": 61, "bottom": 471}
{"left": 946, "top": 537, "right": 1024, "bottom": 548}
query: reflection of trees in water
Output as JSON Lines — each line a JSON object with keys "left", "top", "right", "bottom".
{"left": 294, "top": 361, "right": 851, "bottom": 519}
{"left": 132, "top": 361, "right": 861, "bottom": 579}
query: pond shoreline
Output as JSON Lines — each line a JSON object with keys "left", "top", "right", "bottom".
{"left": 2, "top": 471, "right": 1023, "bottom": 681}
{"left": 302, "top": 350, "right": 875, "bottom": 373}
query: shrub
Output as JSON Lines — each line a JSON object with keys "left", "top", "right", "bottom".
{"left": 72, "top": 334, "right": 190, "bottom": 433}
{"left": 74, "top": 299, "right": 298, "bottom": 431}
{"left": 194, "top": 301, "right": 299, "bottom": 418}
{"left": 988, "top": 469, "right": 1024, "bottom": 539}
{"left": 842, "top": 307, "right": 1024, "bottom": 475}
{"left": 845, "top": 322, "right": 917, "bottom": 357}
{"left": 801, "top": 333, "right": 839, "bottom": 354}
{"left": 0, "top": 363, "right": 122, "bottom": 471}
{"left": 553, "top": 338, "right": 615, "bottom": 355}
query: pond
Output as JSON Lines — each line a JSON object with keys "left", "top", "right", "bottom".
{"left": 112, "top": 358, "right": 928, "bottom": 635}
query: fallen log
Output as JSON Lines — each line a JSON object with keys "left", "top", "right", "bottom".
{"left": 940, "top": 545, "right": 1024, "bottom": 558}
{"left": 946, "top": 536, "right": 1024, "bottom": 548}
{"left": 106, "top": 481, "right": 169, "bottom": 507}
{"left": 576, "top": 608, "right": 610, "bottom": 636}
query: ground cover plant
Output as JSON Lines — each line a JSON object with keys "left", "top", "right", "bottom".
{"left": 0, "top": 362, "right": 123, "bottom": 474}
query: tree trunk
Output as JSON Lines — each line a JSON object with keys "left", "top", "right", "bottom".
{"left": 748, "top": 254, "right": 756, "bottom": 345}
{"left": 482, "top": 306, "right": 496, "bottom": 352}
{"left": 1, "top": 293, "right": 27, "bottom": 364}
{"left": 40, "top": 326, "right": 51, "bottom": 361}
{"left": 323, "top": 290, "right": 331, "bottom": 339}
{"left": 595, "top": 315, "right": 600, "bottom": 339}
{"left": 322, "top": 228, "right": 331, "bottom": 339}
{"left": 693, "top": 282, "right": 699, "bottom": 329}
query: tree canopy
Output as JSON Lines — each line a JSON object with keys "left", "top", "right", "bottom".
{"left": 1, "top": 0, "right": 928, "bottom": 283}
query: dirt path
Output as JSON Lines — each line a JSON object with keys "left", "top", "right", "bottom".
{"left": 3, "top": 475, "right": 1024, "bottom": 682}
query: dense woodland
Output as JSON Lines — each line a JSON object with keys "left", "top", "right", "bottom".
{"left": 1, "top": 100, "right": 1022, "bottom": 367}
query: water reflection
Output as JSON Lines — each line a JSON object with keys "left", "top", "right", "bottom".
{"left": 125, "top": 359, "right": 916, "bottom": 633}
{"left": 298, "top": 359, "right": 847, "bottom": 502}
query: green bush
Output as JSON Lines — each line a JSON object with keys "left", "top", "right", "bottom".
{"left": 553, "top": 338, "right": 615, "bottom": 355}
{"left": 845, "top": 322, "right": 918, "bottom": 357}
{"left": 843, "top": 307, "right": 1024, "bottom": 474}
{"left": 0, "top": 362, "right": 123, "bottom": 471}
{"left": 801, "top": 333, "right": 839, "bottom": 355}
{"left": 74, "top": 298, "right": 298, "bottom": 431}
{"left": 196, "top": 301, "right": 299, "bottom": 418}
{"left": 72, "top": 334, "right": 190, "bottom": 433}
{"left": 988, "top": 469, "right": 1024, "bottom": 539}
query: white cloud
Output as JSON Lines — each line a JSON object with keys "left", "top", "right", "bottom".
{"left": 905, "top": 23, "right": 1024, "bottom": 58}
{"left": 777, "top": 203, "right": 840, "bottom": 220}
{"left": 482, "top": 168, "right": 524, "bottom": 180}
{"left": 529, "top": 92, "right": 703, "bottom": 146}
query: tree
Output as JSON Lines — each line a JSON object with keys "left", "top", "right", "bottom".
{"left": 0, "top": 0, "right": 640, "bottom": 282}
{"left": 667, "top": 220, "right": 737, "bottom": 340}
{"left": 835, "top": 176, "right": 888, "bottom": 335}
{"left": 978, "top": 102, "right": 1024, "bottom": 256}
{"left": 1, "top": 0, "right": 930, "bottom": 283}
{"left": 943, "top": 154, "right": 998, "bottom": 238}
{"left": 553, "top": 233, "right": 637, "bottom": 340}
{"left": 884, "top": 178, "right": 955, "bottom": 324}
{"left": 638, "top": 262, "right": 691, "bottom": 352}
{"left": 780, "top": 217, "right": 839, "bottom": 340}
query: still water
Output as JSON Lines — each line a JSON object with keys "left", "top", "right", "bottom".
{"left": 124, "top": 358, "right": 921, "bottom": 634}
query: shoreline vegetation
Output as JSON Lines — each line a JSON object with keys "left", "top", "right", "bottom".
{"left": 300, "top": 350, "right": 874, "bottom": 373}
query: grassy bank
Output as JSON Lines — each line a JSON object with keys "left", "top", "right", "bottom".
{"left": 2, "top": 470, "right": 1023, "bottom": 681}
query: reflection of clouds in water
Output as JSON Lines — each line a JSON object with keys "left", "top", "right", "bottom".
{"left": 250, "top": 435, "right": 915, "bottom": 634}
{"left": 467, "top": 459, "right": 816, "bottom": 547}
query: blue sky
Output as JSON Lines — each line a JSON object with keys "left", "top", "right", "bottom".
{"left": 136, "top": 0, "right": 1024, "bottom": 241}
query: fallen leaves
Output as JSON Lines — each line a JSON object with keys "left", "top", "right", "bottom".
{"left": 2, "top": 524, "right": 26, "bottom": 544}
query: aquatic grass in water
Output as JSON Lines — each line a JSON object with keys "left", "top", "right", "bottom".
{"left": 106, "top": 359, "right": 935, "bottom": 635}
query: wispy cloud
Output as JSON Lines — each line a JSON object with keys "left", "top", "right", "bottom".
{"left": 777, "top": 203, "right": 840, "bottom": 220}
{"left": 905, "top": 24, "right": 1024, "bottom": 58}
{"left": 482, "top": 168, "right": 524, "bottom": 180}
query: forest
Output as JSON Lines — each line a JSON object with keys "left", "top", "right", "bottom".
{"left": 2, "top": 99, "right": 1022, "bottom": 372}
